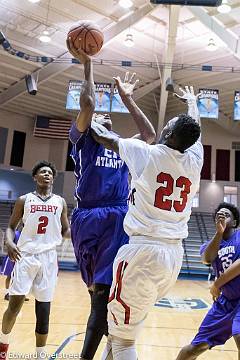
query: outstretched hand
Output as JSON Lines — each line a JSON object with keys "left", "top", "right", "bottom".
{"left": 175, "top": 86, "right": 200, "bottom": 103}
{"left": 113, "top": 72, "right": 139, "bottom": 98}
{"left": 66, "top": 37, "right": 91, "bottom": 65}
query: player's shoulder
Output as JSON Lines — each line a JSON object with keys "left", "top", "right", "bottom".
{"left": 19, "top": 192, "right": 31, "bottom": 201}
{"left": 15, "top": 193, "right": 30, "bottom": 207}
{"left": 53, "top": 194, "right": 67, "bottom": 206}
{"left": 52, "top": 193, "right": 64, "bottom": 200}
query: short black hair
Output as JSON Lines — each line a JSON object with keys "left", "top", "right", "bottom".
{"left": 214, "top": 202, "right": 240, "bottom": 228}
{"left": 172, "top": 114, "right": 201, "bottom": 152}
{"left": 32, "top": 160, "right": 57, "bottom": 178}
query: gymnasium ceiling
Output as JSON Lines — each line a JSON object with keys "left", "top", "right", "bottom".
{"left": 0, "top": 0, "right": 240, "bottom": 137}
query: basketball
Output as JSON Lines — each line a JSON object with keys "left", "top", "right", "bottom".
{"left": 67, "top": 21, "right": 104, "bottom": 56}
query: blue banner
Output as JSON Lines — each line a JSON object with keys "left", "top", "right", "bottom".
{"left": 66, "top": 80, "right": 82, "bottom": 110}
{"left": 95, "top": 82, "right": 111, "bottom": 112}
{"left": 234, "top": 91, "right": 240, "bottom": 121}
{"left": 111, "top": 85, "right": 129, "bottom": 113}
{"left": 197, "top": 89, "right": 219, "bottom": 119}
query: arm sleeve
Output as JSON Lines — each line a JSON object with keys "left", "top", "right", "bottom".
{"left": 187, "top": 138, "right": 204, "bottom": 169}
{"left": 119, "top": 138, "right": 151, "bottom": 180}
{"left": 69, "top": 122, "right": 91, "bottom": 151}
{"left": 200, "top": 242, "right": 209, "bottom": 256}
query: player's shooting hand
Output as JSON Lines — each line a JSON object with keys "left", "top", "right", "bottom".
{"left": 66, "top": 37, "right": 91, "bottom": 64}
{"left": 5, "top": 241, "right": 21, "bottom": 262}
{"left": 215, "top": 214, "right": 227, "bottom": 235}
{"left": 210, "top": 282, "right": 221, "bottom": 302}
{"left": 174, "top": 86, "right": 200, "bottom": 103}
{"left": 113, "top": 72, "right": 139, "bottom": 99}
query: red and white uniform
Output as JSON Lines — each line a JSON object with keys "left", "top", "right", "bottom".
{"left": 108, "top": 138, "right": 203, "bottom": 339}
{"left": 18, "top": 192, "right": 63, "bottom": 253}
{"left": 9, "top": 193, "right": 64, "bottom": 302}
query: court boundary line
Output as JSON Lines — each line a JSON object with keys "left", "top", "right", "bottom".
{"left": 48, "top": 332, "right": 85, "bottom": 359}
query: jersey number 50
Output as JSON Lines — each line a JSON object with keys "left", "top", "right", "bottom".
{"left": 154, "top": 172, "right": 192, "bottom": 212}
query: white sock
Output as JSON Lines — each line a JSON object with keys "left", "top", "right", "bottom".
{"left": 0, "top": 332, "right": 10, "bottom": 345}
{"left": 36, "top": 346, "right": 46, "bottom": 360}
{"left": 112, "top": 335, "right": 137, "bottom": 360}
{"left": 5, "top": 289, "right": 9, "bottom": 295}
{"left": 101, "top": 336, "right": 113, "bottom": 360}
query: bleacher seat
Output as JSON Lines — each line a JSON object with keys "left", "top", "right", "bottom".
{"left": 181, "top": 212, "right": 215, "bottom": 276}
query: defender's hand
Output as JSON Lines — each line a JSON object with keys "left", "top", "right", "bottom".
{"left": 113, "top": 72, "right": 139, "bottom": 98}
{"left": 175, "top": 86, "right": 200, "bottom": 103}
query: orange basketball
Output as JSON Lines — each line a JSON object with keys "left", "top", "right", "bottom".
{"left": 67, "top": 21, "right": 104, "bottom": 56}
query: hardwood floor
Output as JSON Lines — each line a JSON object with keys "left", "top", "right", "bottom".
{"left": 0, "top": 271, "right": 237, "bottom": 359}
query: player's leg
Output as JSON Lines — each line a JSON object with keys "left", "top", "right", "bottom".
{"left": 0, "top": 254, "right": 38, "bottom": 358}
{"left": 80, "top": 206, "right": 128, "bottom": 359}
{"left": 32, "top": 249, "right": 58, "bottom": 359}
{"left": 35, "top": 300, "right": 51, "bottom": 359}
{"left": 176, "top": 294, "right": 235, "bottom": 360}
{"left": 71, "top": 208, "right": 96, "bottom": 288}
{"left": 175, "top": 343, "right": 209, "bottom": 360}
{"left": 1, "top": 256, "right": 14, "bottom": 301}
{"left": 233, "top": 335, "right": 240, "bottom": 360}
{"left": 232, "top": 303, "right": 240, "bottom": 360}
{"left": 111, "top": 336, "right": 137, "bottom": 360}
{"left": 0, "top": 295, "right": 25, "bottom": 358}
{"left": 101, "top": 336, "right": 113, "bottom": 360}
{"left": 107, "top": 243, "right": 163, "bottom": 360}
{"left": 4, "top": 276, "right": 11, "bottom": 300}
{"left": 80, "top": 283, "right": 110, "bottom": 360}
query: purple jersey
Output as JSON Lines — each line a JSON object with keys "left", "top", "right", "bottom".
{"left": 69, "top": 123, "right": 129, "bottom": 207}
{"left": 200, "top": 230, "right": 240, "bottom": 300}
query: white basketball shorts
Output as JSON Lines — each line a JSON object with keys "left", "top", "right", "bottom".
{"left": 9, "top": 249, "right": 58, "bottom": 302}
{"left": 108, "top": 236, "right": 184, "bottom": 340}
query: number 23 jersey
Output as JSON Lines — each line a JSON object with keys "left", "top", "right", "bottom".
{"left": 119, "top": 138, "right": 203, "bottom": 240}
{"left": 18, "top": 193, "right": 63, "bottom": 254}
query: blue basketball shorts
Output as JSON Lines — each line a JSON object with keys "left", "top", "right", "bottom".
{"left": 191, "top": 294, "right": 240, "bottom": 348}
{"left": 71, "top": 205, "right": 129, "bottom": 287}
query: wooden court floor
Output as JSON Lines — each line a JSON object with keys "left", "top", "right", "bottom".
{"left": 0, "top": 271, "right": 238, "bottom": 359}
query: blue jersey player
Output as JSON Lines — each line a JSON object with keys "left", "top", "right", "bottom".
{"left": 176, "top": 202, "right": 240, "bottom": 360}
{"left": 66, "top": 38, "right": 156, "bottom": 360}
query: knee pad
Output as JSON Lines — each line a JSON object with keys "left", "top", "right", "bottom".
{"left": 81, "top": 285, "right": 111, "bottom": 359}
{"left": 87, "top": 284, "right": 110, "bottom": 330}
{"left": 35, "top": 300, "right": 51, "bottom": 335}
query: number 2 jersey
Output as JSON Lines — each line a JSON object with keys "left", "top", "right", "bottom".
{"left": 17, "top": 192, "right": 63, "bottom": 254}
{"left": 119, "top": 138, "right": 203, "bottom": 240}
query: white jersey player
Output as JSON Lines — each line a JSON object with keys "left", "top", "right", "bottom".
{"left": 91, "top": 84, "right": 203, "bottom": 360}
{"left": 0, "top": 161, "right": 70, "bottom": 360}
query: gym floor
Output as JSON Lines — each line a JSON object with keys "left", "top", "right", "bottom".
{"left": 0, "top": 271, "right": 237, "bottom": 359}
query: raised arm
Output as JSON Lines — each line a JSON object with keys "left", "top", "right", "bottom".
{"left": 5, "top": 196, "right": 25, "bottom": 261}
{"left": 201, "top": 213, "right": 226, "bottom": 265}
{"left": 114, "top": 72, "right": 156, "bottom": 144}
{"left": 175, "top": 86, "right": 201, "bottom": 127}
{"left": 67, "top": 38, "right": 95, "bottom": 132}
{"left": 91, "top": 122, "right": 120, "bottom": 153}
